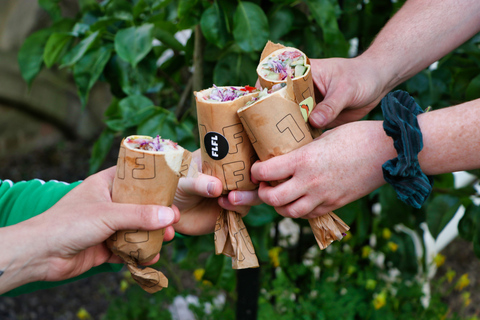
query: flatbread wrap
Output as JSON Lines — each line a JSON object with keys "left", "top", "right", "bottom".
{"left": 238, "top": 79, "right": 350, "bottom": 250}
{"left": 195, "top": 85, "right": 260, "bottom": 269}
{"left": 257, "top": 41, "right": 321, "bottom": 138}
{"left": 106, "top": 135, "right": 190, "bottom": 293}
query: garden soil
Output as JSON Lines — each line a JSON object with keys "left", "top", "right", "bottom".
{"left": 0, "top": 138, "right": 479, "bottom": 319}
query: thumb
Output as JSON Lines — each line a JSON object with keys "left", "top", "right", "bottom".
{"left": 104, "top": 203, "right": 180, "bottom": 231}
{"left": 309, "top": 99, "right": 343, "bottom": 129}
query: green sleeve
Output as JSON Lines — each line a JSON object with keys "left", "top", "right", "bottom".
{"left": 0, "top": 179, "right": 123, "bottom": 297}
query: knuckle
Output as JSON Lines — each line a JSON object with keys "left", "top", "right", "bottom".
{"left": 265, "top": 191, "right": 282, "bottom": 207}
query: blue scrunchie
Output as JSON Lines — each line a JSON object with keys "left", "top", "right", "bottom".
{"left": 381, "top": 90, "right": 434, "bottom": 208}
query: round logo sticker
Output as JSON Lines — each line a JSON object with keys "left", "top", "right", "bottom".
{"left": 204, "top": 132, "right": 229, "bottom": 160}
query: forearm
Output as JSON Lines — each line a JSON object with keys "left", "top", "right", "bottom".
{"left": 360, "top": 0, "right": 480, "bottom": 91}
{"left": 0, "top": 220, "right": 46, "bottom": 294}
{"left": 418, "top": 99, "right": 480, "bottom": 175}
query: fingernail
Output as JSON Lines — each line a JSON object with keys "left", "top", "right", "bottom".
{"left": 158, "top": 207, "right": 174, "bottom": 225}
{"left": 207, "top": 182, "right": 216, "bottom": 196}
{"left": 310, "top": 112, "right": 326, "bottom": 127}
{"left": 233, "top": 191, "right": 243, "bottom": 204}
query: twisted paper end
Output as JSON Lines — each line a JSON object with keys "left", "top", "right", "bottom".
{"left": 214, "top": 209, "right": 259, "bottom": 269}
{"left": 310, "top": 212, "right": 350, "bottom": 250}
{"left": 127, "top": 264, "right": 168, "bottom": 294}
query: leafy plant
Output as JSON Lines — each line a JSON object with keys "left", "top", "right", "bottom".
{"left": 18, "top": 0, "right": 480, "bottom": 319}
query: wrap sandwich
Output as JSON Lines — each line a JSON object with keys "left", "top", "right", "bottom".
{"left": 257, "top": 41, "right": 321, "bottom": 137}
{"left": 106, "top": 135, "right": 191, "bottom": 293}
{"left": 238, "top": 79, "right": 350, "bottom": 250}
{"left": 195, "top": 85, "right": 260, "bottom": 269}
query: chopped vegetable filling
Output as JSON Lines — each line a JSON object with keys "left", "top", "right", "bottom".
{"left": 126, "top": 135, "right": 178, "bottom": 152}
{"left": 204, "top": 85, "right": 257, "bottom": 102}
{"left": 245, "top": 83, "right": 286, "bottom": 106}
{"left": 259, "top": 50, "right": 307, "bottom": 81}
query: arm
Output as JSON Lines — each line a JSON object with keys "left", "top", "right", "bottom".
{"left": 309, "top": 0, "right": 480, "bottom": 128}
{"left": 252, "top": 99, "right": 480, "bottom": 218}
{"left": 0, "top": 167, "right": 181, "bottom": 294}
{"left": 0, "top": 152, "right": 260, "bottom": 294}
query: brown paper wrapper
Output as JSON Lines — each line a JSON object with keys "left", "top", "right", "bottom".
{"left": 106, "top": 136, "right": 186, "bottom": 293}
{"left": 238, "top": 80, "right": 350, "bottom": 250}
{"left": 195, "top": 88, "right": 259, "bottom": 269}
{"left": 258, "top": 41, "right": 322, "bottom": 138}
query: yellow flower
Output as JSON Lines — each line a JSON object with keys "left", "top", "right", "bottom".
{"left": 446, "top": 269, "right": 456, "bottom": 283}
{"left": 120, "top": 279, "right": 129, "bottom": 293}
{"left": 387, "top": 242, "right": 398, "bottom": 252}
{"left": 433, "top": 253, "right": 446, "bottom": 267}
{"left": 373, "top": 291, "right": 387, "bottom": 310}
{"left": 365, "top": 279, "right": 377, "bottom": 290}
{"left": 268, "top": 247, "right": 282, "bottom": 268}
{"left": 455, "top": 274, "right": 470, "bottom": 291}
{"left": 343, "top": 232, "right": 352, "bottom": 241}
{"left": 362, "top": 246, "right": 371, "bottom": 258}
{"left": 76, "top": 307, "right": 91, "bottom": 320}
{"left": 347, "top": 265, "right": 356, "bottom": 275}
{"left": 382, "top": 228, "right": 392, "bottom": 240}
{"left": 193, "top": 268, "right": 205, "bottom": 281}
{"left": 462, "top": 292, "right": 471, "bottom": 307}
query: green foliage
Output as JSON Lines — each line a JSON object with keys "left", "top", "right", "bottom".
{"left": 19, "top": 0, "right": 480, "bottom": 319}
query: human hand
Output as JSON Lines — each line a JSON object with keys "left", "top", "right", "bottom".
{"left": 173, "top": 149, "right": 262, "bottom": 236}
{"left": 308, "top": 57, "right": 391, "bottom": 129}
{"left": 0, "top": 167, "right": 181, "bottom": 293}
{"left": 251, "top": 121, "right": 396, "bottom": 218}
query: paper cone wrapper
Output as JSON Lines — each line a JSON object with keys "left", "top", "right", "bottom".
{"left": 106, "top": 136, "right": 185, "bottom": 293}
{"left": 214, "top": 209, "right": 259, "bottom": 268}
{"left": 196, "top": 88, "right": 259, "bottom": 269}
{"left": 238, "top": 78, "right": 313, "bottom": 160}
{"left": 238, "top": 80, "right": 350, "bottom": 250}
{"left": 258, "top": 41, "right": 322, "bottom": 138}
{"left": 195, "top": 88, "right": 258, "bottom": 192}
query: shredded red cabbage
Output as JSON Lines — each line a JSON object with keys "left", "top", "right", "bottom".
{"left": 126, "top": 135, "right": 178, "bottom": 152}
{"left": 205, "top": 85, "right": 257, "bottom": 102}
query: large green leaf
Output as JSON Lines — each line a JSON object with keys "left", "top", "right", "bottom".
{"left": 233, "top": 1, "right": 269, "bottom": 52}
{"left": 304, "top": 0, "right": 349, "bottom": 57}
{"left": 73, "top": 45, "right": 113, "bottom": 107}
{"left": 18, "top": 29, "right": 52, "bottom": 86}
{"left": 426, "top": 194, "right": 461, "bottom": 239}
{"left": 39, "top": 0, "right": 62, "bottom": 21}
{"left": 114, "top": 24, "right": 154, "bottom": 67}
{"left": 155, "top": 29, "right": 185, "bottom": 52}
{"left": 178, "top": 0, "right": 198, "bottom": 19}
{"left": 137, "top": 109, "right": 178, "bottom": 139}
{"left": 200, "top": 1, "right": 229, "bottom": 49}
{"left": 60, "top": 30, "right": 100, "bottom": 68}
{"left": 203, "top": 253, "right": 227, "bottom": 285}
{"left": 268, "top": 7, "right": 294, "bottom": 41}
{"left": 244, "top": 203, "right": 277, "bottom": 227}
{"left": 466, "top": 74, "right": 480, "bottom": 101}
{"left": 88, "top": 128, "right": 115, "bottom": 175}
{"left": 43, "top": 33, "right": 73, "bottom": 68}
{"left": 458, "top": 203, "right": 479, "bottom": 242}
{"left": 379, "top": 185, "right": 417, "bottom": 228}
{"left": 213, "top": 52, "right": 257, "bottom": 86}
{"left": 119, "top": 95, "right": 157, "bottom": 126}
{"left": 105, "top": 53, "right": 157, "bottom": 96}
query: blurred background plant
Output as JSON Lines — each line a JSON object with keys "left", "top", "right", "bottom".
{"left": 11, "top": 0, "right": 480, "bottom": 319}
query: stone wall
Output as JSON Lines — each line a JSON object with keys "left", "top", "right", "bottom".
{"left": 0, "top": 0, "right": 111, "bottom": 158}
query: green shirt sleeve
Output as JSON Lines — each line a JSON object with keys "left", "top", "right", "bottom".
{"left": 0, "top": 179, "right": 123, "bottom": 297}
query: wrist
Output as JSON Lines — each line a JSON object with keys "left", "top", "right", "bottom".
{"left": 0, "top": 219, "right": 49, "bottom": 293}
